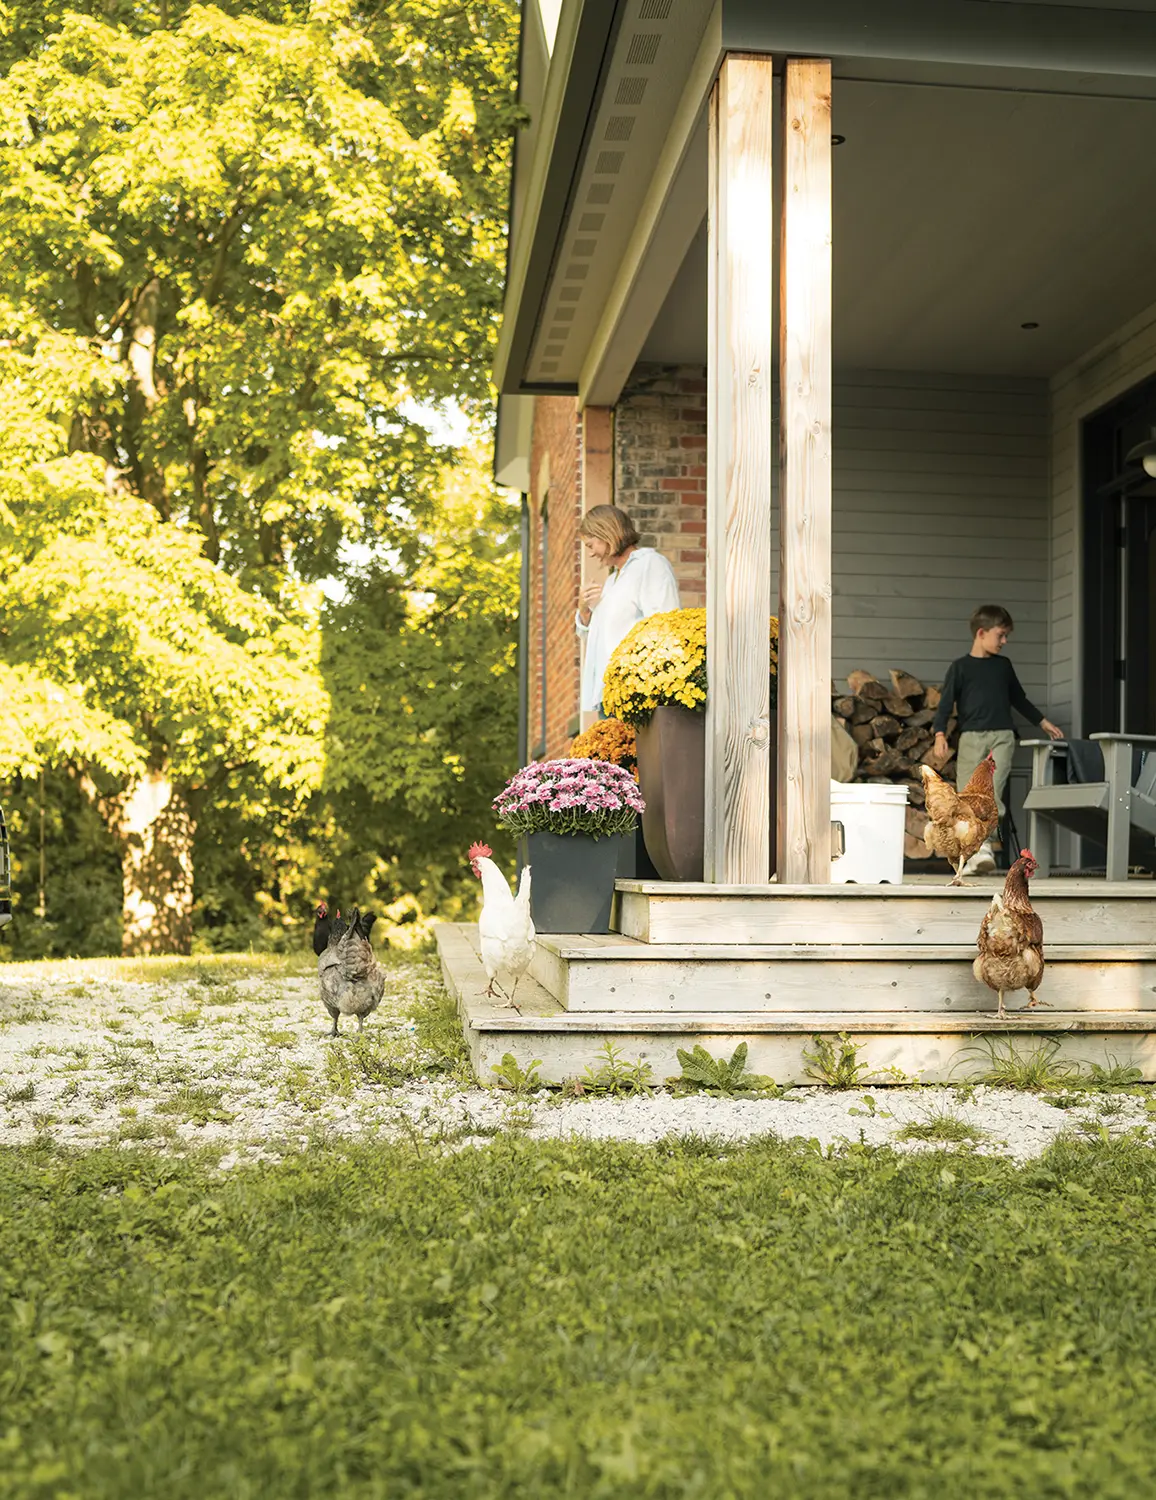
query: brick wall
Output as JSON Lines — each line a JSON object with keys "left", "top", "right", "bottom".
{"left": 614, "top": 363, "right": 708, "bottom": 608}
{"left": 523, "top": 368, "right": 709, "bottom": 760}
{"left": 527, "top": 396, "right": 581, "bottom": 759}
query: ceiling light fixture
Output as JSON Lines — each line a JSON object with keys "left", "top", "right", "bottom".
{"left": 1126, "top": 437, "right": 1156, "bottom": 480}
{"left": 831, "top": 134, "right": 846, "bottom": 145}
{"left": 1021, "top": 321, "right": 1039, "bottom": 330}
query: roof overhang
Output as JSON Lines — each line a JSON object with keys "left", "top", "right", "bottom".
{"left": 496, "top": 0, "right": 1156, "bottom": 412}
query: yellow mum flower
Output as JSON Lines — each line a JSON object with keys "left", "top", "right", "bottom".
{"left": 601, "top": 608, "right": 779, "bottom": 726}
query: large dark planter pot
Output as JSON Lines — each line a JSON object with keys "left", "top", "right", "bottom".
{"left": 526, "top": 829, "right": 629, "bottom": 934}
{"left": 635, "top": 704, "right": 778, "bottom": 881}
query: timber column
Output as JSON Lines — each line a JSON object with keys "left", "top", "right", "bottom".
{"left": 778, "top": 59, "right": 833, "bottom": 883}
{"left": 704, "top": 53, "right": 775, "bottom": 884}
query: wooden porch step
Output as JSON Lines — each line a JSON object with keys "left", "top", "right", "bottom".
{"left": 436, "top": 924, "right": 1156, "bottom": 1087}
{"left": 615, "top": 878, "right": 1156, "bottom": 947}
{"left": 531, "top": 932, "right": 1156, "bottom": 1014}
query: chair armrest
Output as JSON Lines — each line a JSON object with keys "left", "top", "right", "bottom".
{"left": 1090, "top": 733, "right": 1156, "bottom": 746}
{"left": 1020, "top": 739, "right": 1066, "bottom": 748}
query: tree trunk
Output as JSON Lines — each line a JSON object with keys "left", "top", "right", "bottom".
{"left": 117, "top": 773, "right": 195, "bottom": 955}
{"left": 124, "top": 276, "right": 170, "bottom": 519}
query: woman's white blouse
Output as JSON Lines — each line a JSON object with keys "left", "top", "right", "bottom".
{"left": 575, "top": 547, "right": 681, "bottom": 713}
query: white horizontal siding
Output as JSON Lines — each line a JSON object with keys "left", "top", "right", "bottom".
{"left": 775, "top": 369, "right": 1051, "bottom": 707}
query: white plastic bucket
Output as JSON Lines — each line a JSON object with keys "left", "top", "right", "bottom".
{"left": 830, "top": 780, "right": 908, "bottom": 884}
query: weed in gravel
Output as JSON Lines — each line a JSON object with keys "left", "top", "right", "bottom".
{"left": 962, "top": 1036, "right": 1082, "bottom": 1091}
{"left": 579, "top": 1041, "right": 655, "bottom": 1096}
{"left": 848, "top": 1093, "right": 893, "bottom": 1119}
{"left": 198, "top": 982, "right": 241, "bottom": 1007}
{"left": 408, "top": 982, "right": 472, "bottom": 1082}
{"left": 4, "top": 1081, "right": 36, "bottom": 1105}
{"left": 325, "top": 1033, "right": 416, "bottom": 1094}
{"left": 670, "top": 1042, "right": 775, "bottom": 1096}
{"left": 153, "top": 1062, "right": 196, "bottom": 1089}
{"left": 117, "top": 1116, "right": 180, "bottom": 1143}
{"left": 1049, "top": 1092, "right": 1090, "bottom": 1110}
{"left": 170, "top": 1007, "right": 204, "bottom": 1031}
{"left": 156, "top": 1087, "right": 236, "bottom": 1126}
{"left": 803, "top": 1033, "right": 872, "bottom": 1089}
{"left": 57, "top": 1079, "right": 80, "bottom": 1103}
{"left": 279, "top": 1063, "right": 326, "bottom": 1112}
{"left": 895, "top": 1109, "right": 986, "bottom": 1145}
{"left": 489, "top": 1054, "right": 545, "bottom": 1093}
{"left": 1083, "top": 1058, "right": 1144, "bottom": 1090}
{"left": 264, "top": 1029, "right": 298, "bottom": 1050}
{"left": 0, "top": 1003, "right": 51, "bottom": 1028}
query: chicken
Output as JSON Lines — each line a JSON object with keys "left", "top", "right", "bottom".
{"left": 469, "top": 841, "right": 535, "bottom": 1008}
{"left": 317, "top": 903, "right": 385, "bottom": 1036}
{"left": 921, "top": 751, "right": 1000, "bottom": 885}
{"left": 973, "top": 851, "right": 1046, "bottom": 1018}
{"left": 312, "top": 901, "right": 341, "bottom": 956}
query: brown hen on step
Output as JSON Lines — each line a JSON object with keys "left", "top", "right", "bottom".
{"left": 921, "top": 752, "right": 1000, "bottom": 885}
{"left": 973, "top": 851, "right": 1047, "bottom": 1019}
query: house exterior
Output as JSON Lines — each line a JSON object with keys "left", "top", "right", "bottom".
{"left": 495, "top": 0, "right": 1156, "bottom": 880}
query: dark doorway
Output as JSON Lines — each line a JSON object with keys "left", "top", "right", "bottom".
{"left": 1082, "top": 374, "right": 1156, "bottom": 735}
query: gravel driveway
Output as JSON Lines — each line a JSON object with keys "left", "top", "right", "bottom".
{"left": 1, "top": 951, "right": 1153, "bottom": 1166}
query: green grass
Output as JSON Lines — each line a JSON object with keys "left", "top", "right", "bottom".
{"left": 4, "top": 1135, "right": 1156, "bottom": 1496}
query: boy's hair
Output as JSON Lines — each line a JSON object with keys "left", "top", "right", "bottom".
{"left": 579, "top": 504, "right": 640, "bottom": 556}
{"left": 970, "top": 604, "right": 1014, "bottom": 636}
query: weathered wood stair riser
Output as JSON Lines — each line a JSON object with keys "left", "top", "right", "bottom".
{"left": 531, "top": 936, "right": 1156, "bottom": 1015}
{"left": 438, "top": 931, "right": 1156, "bottom": 1090}
{"left": 438, "top": 879, "right": 1156, "bottom": 1087}
{"left": 615, "top": 881, "right": 1156, "bottom": 947}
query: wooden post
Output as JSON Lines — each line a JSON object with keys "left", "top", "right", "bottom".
{"left": 778, "top": 59, "right": 833, "bottom": 884}
{"left": 704, "top": 54, "right": 775, "bottom": 885}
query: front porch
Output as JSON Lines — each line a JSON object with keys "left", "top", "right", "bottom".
{"left": 481, "top": 1, "right": 1156, "bottom": 1087}
{"left": 438, "top": 877, "right": 1156, "bottom": 1086}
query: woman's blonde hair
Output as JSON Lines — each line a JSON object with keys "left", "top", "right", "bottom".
{"left": 579, "top": 504, "right": 640, "bottom": 557}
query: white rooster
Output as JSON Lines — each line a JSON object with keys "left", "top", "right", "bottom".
{"left": 468, "top": 841, "right": 535, "bottom": 1008}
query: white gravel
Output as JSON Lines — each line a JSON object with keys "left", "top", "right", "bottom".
{"left": 1, "top": 958, "right": 1153, "bottom": 1166}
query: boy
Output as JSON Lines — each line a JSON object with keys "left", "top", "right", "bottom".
{"left": 932, "top": 605, "right": 1063, "bottom": 875}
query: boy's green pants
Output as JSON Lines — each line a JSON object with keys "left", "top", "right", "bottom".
{"left": 956, "top": 729, "right": 1016, "bottom": 820}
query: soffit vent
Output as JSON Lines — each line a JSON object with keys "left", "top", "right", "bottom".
{"left": 604, "top": 115, "right": 636, "bottom": 141}
{"left": 615, "top": 76, "right": 647, "bottom": 106}
{"left": 625, "top": 33, "right": 660, "bottom": 66}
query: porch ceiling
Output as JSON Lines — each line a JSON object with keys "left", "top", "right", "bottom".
{"left": 641, "top": 79, "right": 1156, "bottom": 379}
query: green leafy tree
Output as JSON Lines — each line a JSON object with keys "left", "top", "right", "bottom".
{"left": 0, "top": 324, "right": 327, "bottom": 951}
{"left": 0, "top": 0, "right": 518, "bottom": 582}
{"left": 310, "top": 443, "right": 520, "bottom": 931}
{"left": 0, "top": 0, "right": 520, "bottom": 953}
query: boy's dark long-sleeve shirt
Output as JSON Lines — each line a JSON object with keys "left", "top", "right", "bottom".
{"left": 932, "top": 654, "right": 1045, "bottom": 737}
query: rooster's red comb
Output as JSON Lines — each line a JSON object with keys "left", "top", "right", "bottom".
{"left": 468, "top": 841, "right": 492, "bottom": 862}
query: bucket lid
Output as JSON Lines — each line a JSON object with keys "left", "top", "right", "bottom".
{"left": 830, "top": 780, "right": 908, "bottom": 803}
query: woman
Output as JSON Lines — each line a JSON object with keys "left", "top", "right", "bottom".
{"left": 575, "top": 504, "right": 680, "bottom": 718}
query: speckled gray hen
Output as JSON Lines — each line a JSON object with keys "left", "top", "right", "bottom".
{"left": 317, "top": 906, "right": 385, "bottom": 1035}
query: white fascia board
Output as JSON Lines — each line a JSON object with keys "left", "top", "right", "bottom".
{"left": 493, "top": 0, "right": 592, "bottom": 393}
{"left": 494, "top": 394, "right": 536, "bottom": 492}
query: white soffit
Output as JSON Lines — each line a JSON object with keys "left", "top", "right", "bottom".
{"left": 526, "top": 0, "right": 716, "bottom": 387}
{"left": 640, "top": 77, "right": 1156, "bottom": 378}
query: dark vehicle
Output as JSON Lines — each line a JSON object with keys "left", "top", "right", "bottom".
{"left": 0, "top": 803, "right": 9, "bottom": 927}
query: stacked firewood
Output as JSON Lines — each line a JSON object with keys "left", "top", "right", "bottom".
{"left": 831, "top": 668, "right": 959, "bottom": 862}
